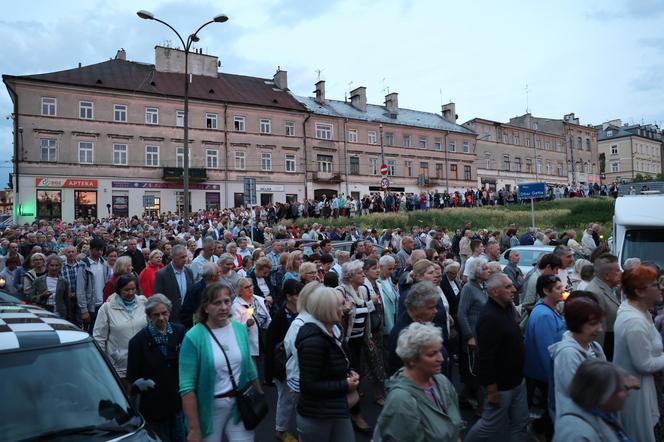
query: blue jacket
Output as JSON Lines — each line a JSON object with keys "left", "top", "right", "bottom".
{"left": 524, "top": 301, "right": 565, "bottom": 382}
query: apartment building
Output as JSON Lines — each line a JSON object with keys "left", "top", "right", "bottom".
{"left": 463, "top": 117, "right": 568, "bottom": 190}
{"left": 596, "top": 120, "right": 663, "bottom": 183}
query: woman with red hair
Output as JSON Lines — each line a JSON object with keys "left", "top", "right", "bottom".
{"left": 613, "top": 264, "right": 664, "bottom": 442}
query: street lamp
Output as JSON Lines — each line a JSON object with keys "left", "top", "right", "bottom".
{"left": 137, "top": 10, "right": 228, "bottom": 229}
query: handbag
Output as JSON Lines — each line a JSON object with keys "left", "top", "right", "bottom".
{"left": 204, "top": 324, "right": 268, "bottom": 430}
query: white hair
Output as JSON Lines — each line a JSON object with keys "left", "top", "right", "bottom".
{"left": 395, "top": 322, "right": 443, "bottom": 363}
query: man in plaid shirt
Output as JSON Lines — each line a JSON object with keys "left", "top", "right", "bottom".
{"left": 60, "top": 246, "right": 81, "bottom": 324}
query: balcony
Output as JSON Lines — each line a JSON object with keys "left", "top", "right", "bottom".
{"left": 313, "top": 171, "right": 342, "bottom": 183}
{"left": 163, "top": 167, "right": 207, "bottom": 182}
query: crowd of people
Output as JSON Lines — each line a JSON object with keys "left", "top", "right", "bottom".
{"left": 1, "top": 205, "right": 663, "bottom": 442}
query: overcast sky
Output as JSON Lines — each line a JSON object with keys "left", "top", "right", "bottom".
{"left": 1, "top": 0, "right": 663, "bottom": 186}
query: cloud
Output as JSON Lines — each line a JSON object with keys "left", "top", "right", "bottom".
{"left": 587, "top": 0, "right": 664, "bottom": 20}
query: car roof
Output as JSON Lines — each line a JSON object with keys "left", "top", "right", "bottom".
{"left": 0, "top": 302, "right": 89, "bottom": 352}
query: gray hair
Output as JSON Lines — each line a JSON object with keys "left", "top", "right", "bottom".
{"left": 219, "top": 253, "right": 235, "bottom": 263}
{"left": 379, "top": 255, "right": 395, "bottom": 267}
{"left": 486, "top": 272, "right": 510, "bottom": 293}
{"left": 341, "top": 260, "right": 364, "bottom": 284}
{"left": 623, "top": 257, "right": 641, "bottom": 270}
{"left": 202, "top": 237, "right": 215, "bottom": 248}
{"left": 171, "top": 244, "right": 187, "bottom": 256}
{"left": 569, "top": 359, "right": 627, "bottom": 410}
{"left": 396, "top": 322, "right": 443, "bottom": 364}
{"left": 45, "top": 254, "right": 63, "bottom": 268}
{"left": 467, "top": 257, "right": 488, "bottom": 280}
{"left": 444, "top": 261, "right": 460, "bottom": 273}
{"left": 201, "top": 261, "right": 219, "bottom": 280}
{"left": 114, "top": 256, "right": 133, "bottom": 275}
{"left": 404, "top": 281, "right": 440, "bottom": 312}
{"left": 145, "top": 293, "right": 172, "bottom": 320}
{"left": 30, "top": 252, "right": 46, "bottom": 264}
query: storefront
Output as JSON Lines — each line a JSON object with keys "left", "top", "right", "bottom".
{"left": 34, "top": 178, "right": 98, "bottom": 221}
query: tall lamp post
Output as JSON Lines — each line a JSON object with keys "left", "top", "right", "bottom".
{"left": 137, "top": 10, "right": 228, "bottom": 229}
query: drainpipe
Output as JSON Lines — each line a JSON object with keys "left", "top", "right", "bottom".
{"left": 630, "top": 137, "right": 635, "bottom": 180}
{"left": 343, "top": 118, "right": 349, "bottom": 196}
{"left": 5, "top": 79, "right": 19, "bottom": 224}
{"left": 443, "top": 130, "right": 449, "bottom": 193}
{"left": 223, "top": 103, "right": 229, "bottom": 207}
{"left": 302, "top": 113, "right": 312, "bottom": 201}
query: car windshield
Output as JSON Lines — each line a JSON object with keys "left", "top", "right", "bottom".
{"left": 500, "top": 248, "right": 548, "bottom": 267}
{"left": 622, "top": 229, "right": 664, "bottom": 270}
{"left": 1, "top": 341, "right": 139, "bottom": 441}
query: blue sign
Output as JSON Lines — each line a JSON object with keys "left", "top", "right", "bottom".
{"left": 518, "top": 182, "right": 547, "bottom": 199}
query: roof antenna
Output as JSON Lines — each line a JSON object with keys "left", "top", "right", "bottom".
{"left": 381, "top": 77, "right": 389, "bottom": 95}
{"left": 439, "top": 88, "right": 443, "bottom": 107}
{"left": 525, "top": 83, "right": 530, "bottom": 114}
{"left": 315, "top": 68, "right": 324, "bottom": 81}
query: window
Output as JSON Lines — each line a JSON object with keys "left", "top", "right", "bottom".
{"left": 403, "top": 135, "right": 411, "bottom": 148}
{"left": 435, "top": 163, "right": 443, "bottom": 178}
{"left": 463, "top": 141, "right": 470, "bottom": 153}
{"left": 515, "top": 157, "right": 522, "bottom": 171}
{"left": 577, "top": 137, "right": 582, "bottom": 149}
{"left": 176, "top": 147, "right": 191, "bottom": 168}
{"left": 526, "top": 158, "right": 533, "bottom": 173}
{"left": 285, "top": 121, "right": 295, "bottom": 136}
{"left": 369, "top": 158, "right": 378, "bottom": 175}
{"left": 536, "top": 159, "right": 542, "bottom": 174}
{"left": 317, "top": 154, "right": 333, "bottom": 172}
{"left": 145, "top": 107, "right": 159, "bottom": 125}
{"left": 420, "top": 162, "right": 428, "bottom": 170}
{"left": 434, "top": 137, "right": 442, "bottom": 151}
{"left": 611, "top": 145, "right": 618, "bottom": 155}
{"left": 206, "top": 113, "right": 218, "bottom": 129}
{"left": 584, "top": 162, "right": 590, "bottom": 173}
{"left": 145, "top": 145, "right": 159, "bottom": 167}
{"left": 260, "top": 119, "right": 271, "bottom": 134}
{"left": 37, "top": 190, "right": 62, "bottom": 219}
{"left": 234, "top": 116, "right": 246, "bottom": 132}
{"left": 405, "top": 160, "right": 413, "bottom": 177}
{"left": 315, "top": 123, "right": 332, "bottom": 140}
{"left": 261, "top": 152, "right": 272, "bottom": 171}
{"left": 386, "top": 132, "right": 395, "bottom": 146}
{"left": 368, "top": 131, "right": 377, "bottom": 145}
{"left": 206, "top": 149, "right": 219, "bottom": 168}
{"left": 40, "top": 138, "right": 57, "bottom": 162}
{"left": 347, "top": 129, "right": 358, "bottom": 143}
{"left": 113, "top": 144, "right": 128, "bottom": 165}
{"left": 350, "top": 157, "right": 360, "bottom": 175}
{"left": 450, "top": 164, "right": 458, "bottom": 179}
{"left": 513, "top": 135, "right": 519, "bottom": 145}
{"left": 41, "top": 97, "right": 56, "bottom": 116}
{"left": 419, "top": 136, "right": 428, "bottom": 149}
{"left": 536, "top": 139, "right": 541, "bottom": 149}
{"left": 448, "top": 141, "right": 456, "bottom": 152}
{"left": 387, "top": 159, "right": 396, "bottom": 176}
{"left": 464, "top": 165, "right": 472, "bottom": 181}
{"left": 485, "top": 158, "right": 492, "bottom": 169}
{"left": 586, "top": 138, "right": 591, "bottom": 151}
{"left": 557, "top": 164, "right": 564, "bottom": 176}
{"left": 114, "top": 104, "right": 127, "bottom": 122}
{"left": 502, "top": 155, "right": 511, "bottom": 171}
{"left": 79, "top": 101, "right": 93, "bottom": 120}
{"left": 546, "top": 161, "right": 552, "bottom": 175}
{"left": 176, "top": 110, "right": 185, "bottom": 127}
{"left": 285, "top": 154, "right": 296, "bottom": 172}
{"left": 234, "top": 151, "right": 246, "bottom": 170}
{"left": 533, "top": 122, "right": 539, "bottom": 130}
{"left": 525, "top": 138, "right": 530, "bottom": 147}
{"left": 606, "top": 130, "right": 614, "bottom": 137}
{"left": 544, "top": 142, "right": 550, "bottom": 150}
{"left": 502, "top": 133, "right": 508, "bottom": 143}
{"left": 78, "top": 142, "right": 93, "bottom": 164}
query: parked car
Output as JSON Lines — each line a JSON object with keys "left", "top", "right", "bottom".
{"left": 499, "top": 245, "right": 582, "bottom": 275}
{"left": 263, "top": 239, "right": 384, "bottom": 257}
{"left": 0, "top": 302, "right": 160, "bottom": 441}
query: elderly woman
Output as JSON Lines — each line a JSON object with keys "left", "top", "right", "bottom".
{"left": 363, "top": 258, "right": 388, "bottom": 405}
{"left": 377, "top": 255, "right": 399, "bottom": 336}
{"left": 127, "top": 294, "right": 186, "bottom": 442}
{"left": 398, "top": 259, "right": 438, "bottom": 313}
{"left": 179, "top": 283, "right": 260, "bottom": 442}
{"left": 21, "top": 252, "right": 47, "bottom": 301}
{"left": 139, "top": 249, "right": 164, "bottom": 297}
{"left": 299, "top": 262, "right": 319, "bottom": 285}
{"left": 282, "top": 251, "right": 304, "bottom": 286}
{"left": 31, "top": 254, "right": 70, "bottom": 319}
{"left": 569, "top": 258, "right": 591, "bottom": 290}
{"left": 93, "top": 274, "right": 148, "bottom": 380}
{"left": 231, "top": 277, "right": 271, "bottom": 368}
{"left": 549, "top": 293, "right": 606, "bottom": 420}
{"left": 523, "top": 275, "right": 566, "bottom": 437}
{"left": 226, "top": 242, "right": 243, "bottom": 270}
{"left": 378, "top": 322, "right": 462, "bottom": 442}
{"left": 388, "top": 281, "right": 440, "bottom": 375}
{"left": 337, "top": 259, "right": 372, "bottom": 432}
{"left": 249, "top": 257, "right": 275, "bottom": 307}
{"left": 103, "top": 256, "right": 139, "bottom": 302}
{"left": 613, "top": 264, "right": 664, "bottom": 442}
{"left": 295, "top": 285, "right": 357, "bottom": 442}
{"left": 456, "top": 257, "right": 490, "bottom": 411}
{"left": 553, "top": 360, "right": 633, "bottom": 442}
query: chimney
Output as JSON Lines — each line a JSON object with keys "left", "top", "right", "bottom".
{"left": 115, "top": 49, "right": 126, "bottom": 61}
{"left": 563, "top": 113, "right": 579, "bottom": 124}
{"left": 442, "top": 102, "right": 457, "bottom": 123}
{"left": 273, "top": 67, "right": 288, "bottom": 90}
{"left": 314, "top": 80, "right": 326, "bottom": 105}
{"left": 385, "top": 92, "right": 399, "bottom": 117}
{"left": 350, "top": 86, "right": 367, "bottom": 112}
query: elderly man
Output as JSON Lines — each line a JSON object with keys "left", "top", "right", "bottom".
{"left": 123, "top": 238, "right": 146, "bottom": 274}
{"left": 465, "top": 273, "right": 528, "bottom": 441}
{"left": 190, "top": 237, "right": 218, "bottom": 283}
{"left": 581, "top": 225, "right": 597, "bottom": 257}
{"left": 266, "top": 241, "right": 284, "bottom": 269}
{"left": 586, "top": 253, "right": 622, "bottom": 361}
{"left": 152, "top": 244, "right": 193, "bottom": 324}
{"left": 395, "top": 236, "right": 414, "bottom": 277}
{"left": 502, "top": 249, "right": 524, "bottom": 302}
{"left": 179, "top": 262, "right": 221, "bottom": 329}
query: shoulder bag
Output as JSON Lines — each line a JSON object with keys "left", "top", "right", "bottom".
{"left": 204, "top": 324, "right": 268, "bottom": 430}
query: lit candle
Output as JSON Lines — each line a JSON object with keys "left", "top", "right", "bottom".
{"left": 246, "top": 307, "right": 254, "bottom": 317}
{"left": 562, "top": 291, "right": 571, "bottom": 301}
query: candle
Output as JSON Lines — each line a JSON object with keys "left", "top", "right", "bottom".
{"left": 562, "top": 291, "right": 571, "bottom": 301}
{"left": 246, "top": 307, "right": 254, "bottom": 317}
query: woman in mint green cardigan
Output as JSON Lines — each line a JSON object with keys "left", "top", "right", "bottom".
{"left": 179, "top": 283, "right": 261, "bottom": 442}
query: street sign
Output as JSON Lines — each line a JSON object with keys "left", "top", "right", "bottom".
{"left": 381, "top": 177, "right": 390, "bottom": 189}
{"left": 380, "top": 164, "right": 389, "bottom": 176}
{"left": 243, "top": 177, "right": 257, "bottom": 205}
{"left": 518, "top": 182, "right": 547, "bottom": 199}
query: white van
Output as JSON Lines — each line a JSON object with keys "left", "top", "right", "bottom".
{"left": 613, "top": 194, "right": 664, "bottom": 269}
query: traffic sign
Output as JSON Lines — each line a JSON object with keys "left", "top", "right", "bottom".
{"left": 518, "top": 182, "right": 546, "bottom": 199}
{"left": 381, "top": 177, "right": 390, "bottom": 189}
{"left": 380, "top": 164, "right": 389, "bottom": 176}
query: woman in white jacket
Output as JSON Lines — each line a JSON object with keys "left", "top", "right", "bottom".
{"left": 93, "top": 274, "right": 147, "bottom": 380}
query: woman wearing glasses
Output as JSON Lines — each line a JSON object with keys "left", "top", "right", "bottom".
{"left": 231, "top": 277, "right": 272, "bottom": 370}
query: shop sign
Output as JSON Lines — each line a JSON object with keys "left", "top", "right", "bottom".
{"left": 112, "top": 181, "right": 220, "bottom": 190}
{"left": 36, "top": 178, "right": 98, "bottom": 188}
{"left": 257, "top": 184, "right": 285, "bottom": 192}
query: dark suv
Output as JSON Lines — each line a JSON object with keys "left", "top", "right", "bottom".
{"left": 0, "top": 302, "right": 160, "bottom": 441}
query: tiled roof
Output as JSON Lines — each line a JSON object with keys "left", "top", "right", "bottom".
{"left": 295, "top": 95, "right": 474, "bottom": 135}
{"left": 7, "top": 59, "right": 306, "bottom": 112}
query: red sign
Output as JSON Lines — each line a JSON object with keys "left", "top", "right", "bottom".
{"left": 36, "top": 178, "right": 98, "bottom": 188}
{"left": 380, "top": 164, "right": 389, "bottom": 176}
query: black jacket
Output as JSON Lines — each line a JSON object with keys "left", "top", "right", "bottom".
{"left": 126, "top": 323, "right": 186, "bottom": 422}
{"left": 296, "top": 323, "right": 350, "bottom": 419}
{"left": 441, "top": 276, "right": 461, "bottom": 321}
{"left": 265, "top": 305, "right": 297, "bottom": 383}
{"left": 249, "top": 270, "right": 275, "bottom": 303}
{"left": 122, "top": 249, "right": 147, "bottom": 274}
{"left": 179, "top": 279, "right": 207, "bottom": 329}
